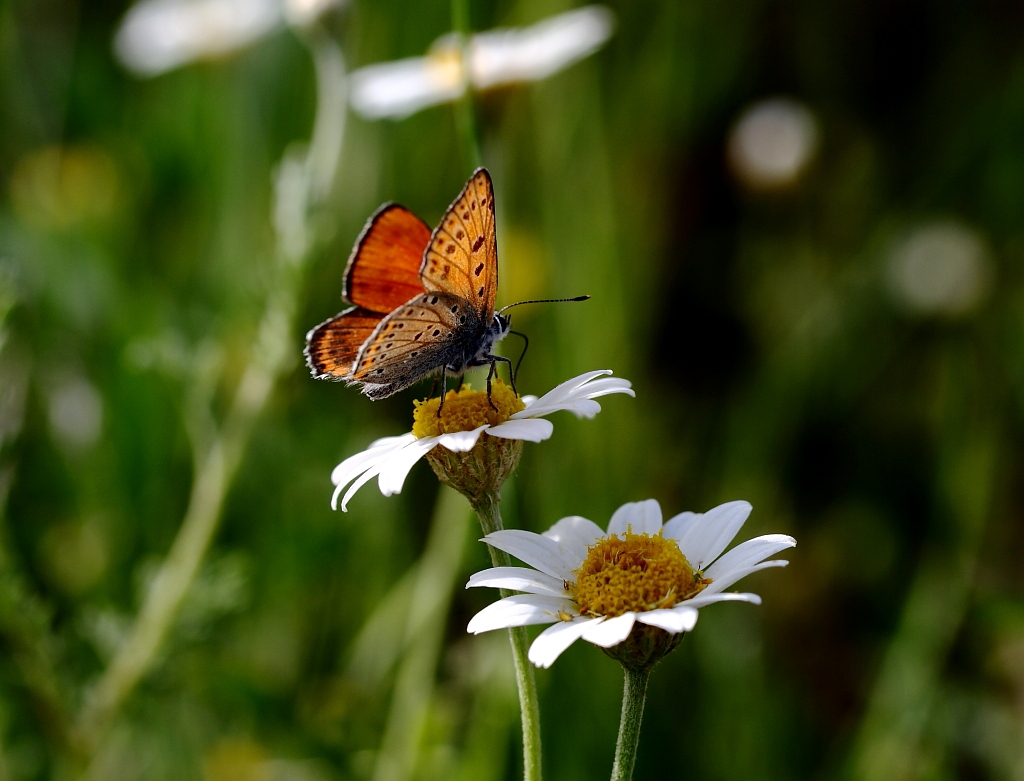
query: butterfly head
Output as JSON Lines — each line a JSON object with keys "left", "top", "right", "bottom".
{"left": 492, "top": 313, "right": 512, "bottom": 339}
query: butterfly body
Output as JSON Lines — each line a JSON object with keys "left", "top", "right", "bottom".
{"left": 305, "top": 169, "right": 512, "bottom": 403}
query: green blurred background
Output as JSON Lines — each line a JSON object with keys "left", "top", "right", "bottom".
{"left": 3, "top": 0, "right": 1024, "bottom": 779}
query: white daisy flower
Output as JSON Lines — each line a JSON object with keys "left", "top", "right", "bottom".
{"left": 349, "top": 6, "right": 615, "bottom": 120}
{"left": 466, "top": 499, "right": 795, "bottom": 669}
{"left": 330, "top": 370, "right": 633, "bottom": 511}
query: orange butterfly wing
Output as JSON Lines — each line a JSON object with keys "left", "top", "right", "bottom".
{"left": 344, "top": 204, "right": 431, "bottom": 313}
{"left": 305, "top": 307, "right": 384, "bottom": 380}
{"left": 420, "top": 169, "right": 498, "bottom": 320}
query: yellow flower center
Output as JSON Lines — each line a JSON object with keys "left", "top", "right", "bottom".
{"left": 571, "top": 532, "right": 709, "bottom": 618}
{"left": 412, "top": 381, "right": 525, "bottom": 438}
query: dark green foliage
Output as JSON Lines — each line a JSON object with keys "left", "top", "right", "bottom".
{"left": 1, "top": 0, "right": 1023, "bottom": 779}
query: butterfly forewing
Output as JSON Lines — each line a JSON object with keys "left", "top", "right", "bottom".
{"left": 420, "top": 169, "right": 498, "bottom": 319}
{"left": 344, "top": 204, "right": 430, "bottom": 313}
{"left": 305, "top": 306, "right": 384, "bottom": 380}
{"left": 350, "top": 292, "right": 484, "bottom": 397}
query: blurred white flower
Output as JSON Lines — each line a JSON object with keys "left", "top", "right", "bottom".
{"left": 350, "top": 6, "right": 615, "bottom": 120}
{"left": 887, "top": 220, "right": 993, "bottom": 317}
{"left": 49, "top": 377, "right": 104, "bottom": 449}
{"left": 467, "top": 499, "right": 795, "bottom": 668}
{"left": 728, "top": 97, "right": 819, "bottom": 190}
{"left": 114, "top": 0, "right": 344, "bottom": 77}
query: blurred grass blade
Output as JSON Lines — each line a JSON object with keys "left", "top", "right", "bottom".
{"left": 372, "top": 487, "right": 471, "bottom": 781}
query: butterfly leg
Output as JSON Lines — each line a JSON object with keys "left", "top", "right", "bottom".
{"left": 487, "top": 354, "right": 517, "bottom": 397}
{"left": 455, "top": 374, "right": 465, "bottom": 392}
{"left": 485, "top": 359, "right": 499, "bottom": 412}
{"left": 508, "top": 330, "right": 529, "bottom": 389}
{"left": 482, "top": 354, "right": 516, "bottom": 410}
{"left": 436, "top": 366, "right": 448, "bottom": 417}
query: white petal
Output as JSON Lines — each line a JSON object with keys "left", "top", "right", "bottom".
{"left": 581, "top": 612, "right": 636, "bottom": 647}
{"left": 662, "top": 511, "right": 701, "bottom": 543}
{"left": 562, "top": 377, "right": 635, "bottom": 399}
{"left": 349, "top": 50, "right": 464, "bottom": 120}
{"left": 681, "top": 592, "right": 762, "bottom": 608}
{"left": 701, "top": 560, "right": 788, "bottom": 595}
{"left": 330, "top": 433, "right": 415, "bottom": 486}
{"left": 467, "top": 594, "right": 573, "bottom": 634}
{"left": 675, "top": 500, "right": 753, "bottom": 569}
{"left": 486, "top": 418, "right": 554, "bottom": 442}
{"left": 466, "top": 567, "right": 567, "bottom": 597}
{"left": 377, "top": 437, "right": 436, "bottom": 496}
{"left": 469, "top": 6, "right": 615, "bottom": 89}
{"left": 338, "top": 461, "right": 384, "bottom": 512}
{"left": 367, "top": 431, "right": 420, "bottom": 451}
{"left": 704, "top": 534, "right": 797, "bottom": 581}
{"left": 542, "top": 515, "right": 604, "bottom": 562}
{"left": 536, "top": 398, "right": 602, "bottom": 419}
{"left": 636, "top": 606, "right": 698, "bottom": 634}
{"left": 607, "top": 499, "right": 662, "bottom": 536}
{"left": 511, "top": 370, "right": 612, "bottom": 418}
{"left": 436, "top": 425, "right": 487, "bottom": 452}
{"left": 518, "top": 376, "right": 634, "bottom": 419}
{"left": 483, "top": 530, "right": 581, "bottom": 580}
{"left": 528, "top": 617, "right": 600, "bottom": 668}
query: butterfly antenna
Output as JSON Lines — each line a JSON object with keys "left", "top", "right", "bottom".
{"left": 496, "top": 295, "right": 590, "bottom": 315}
{"left": 507, "top": 330, "right": 529, "bottom": 383}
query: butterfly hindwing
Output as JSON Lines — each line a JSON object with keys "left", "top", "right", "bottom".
{"left": 420, "top": 169, "right": 497, "bottom": 320}
{"left": 344, "top": 204, "right": 430, "bottom": 313}
{"left": 304, "top": 306, "right": 384, "bottom": 380}
{"left": 349, "top": 292, "right": 485, "bottom": 398}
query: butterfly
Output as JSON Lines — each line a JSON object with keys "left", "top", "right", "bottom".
{"left": 305, "top": 168, "right": 518, "bottom": 408}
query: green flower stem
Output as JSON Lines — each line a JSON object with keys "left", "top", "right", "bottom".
{"left": 610, "top": 666, "right": 650, "bottom": 781}
{"left": 450, "top": 0, "right": 483, "bottom": 172}
{"left": 474, "top": 493, "right": 542, "bottom": 781}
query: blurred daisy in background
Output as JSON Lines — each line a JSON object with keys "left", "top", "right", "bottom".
{"left": 727, "top": 96, "right": 820, "bottom": 191}
{"left": 466, "top": 499, "right": 795, "bottom": 669}
{"left": 349, "top": 6, "right": 615, "bottom": 120}
{"left": 114, "top": 0, "right": 344, "bottom": 76}
{"left": 886, "top": 220, "right": 993, "bottom": 318}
